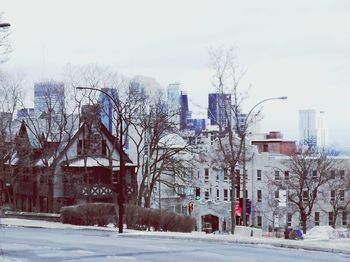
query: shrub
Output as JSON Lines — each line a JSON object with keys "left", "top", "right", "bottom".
{"left": 61, "top": 203, "right": 115, "bottom": 226}
{"left": 61, "top": 203, "right": 196, "bottom": 232}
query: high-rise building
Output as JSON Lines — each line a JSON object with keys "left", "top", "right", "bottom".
{"left": 34, "top": 81, "right": 65, "bottom": 119}
{"left": 180, "top": 91, "right": 190, "bottom": 130}
{"left": 167, "top": 82, "right": 181, "bottom": 127}
{"left": 98, "top": 88, "right": 118, "bottom": 134}
{"left": 299, "top": 109, "right": 327, "bottom": 149}
{"left": 207, "top": 93, "right": 232, "bottom": 130}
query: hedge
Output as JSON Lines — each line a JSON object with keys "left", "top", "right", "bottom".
{"left": 61, "top": 203, "right": 195, "bottom": 232}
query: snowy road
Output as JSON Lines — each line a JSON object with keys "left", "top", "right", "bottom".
{"left": 1, "top": 226, "right": 349, "bottom": 262}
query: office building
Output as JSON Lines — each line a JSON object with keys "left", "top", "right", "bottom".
{"left": 299, "top": 109, "right": 327, "bottom": 149}
{"left": 207, "top": 93, "right": 232, "bottom": 130}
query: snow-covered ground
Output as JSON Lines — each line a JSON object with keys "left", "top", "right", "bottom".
{"left": 0, "top": 218, "right": 349, "bottom": 261}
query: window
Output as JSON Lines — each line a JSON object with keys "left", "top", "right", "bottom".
{"left": 312, "top": 170, "right": 317, "bottom": 180}
{"left": 274, "top": 171, "right": 280, "bottom": 180}
{"left": 303, "top": 191, "right": 308, "bottom": 202}
{"left": 77, "top": 140, "right": 83, "bottom": 155}
{"left": 313, "top": 189, "right": 317, "bottom": 199}
{"left": 330, "top": 170, "right": 336, "bottom": 179}
{"left": 287, "top": 213, "right": 292, "bottom": 227}
{"left": 204, "top": 168, "right": 209, "bottom": 182}
{"left": 223, "top": 169, "right": 228, "bottom": 182}
{"left": 340, "top": 170, "right": 345, "bottom": 179}
{"left": 216, "top": 189, "right": 220, "bottom": 201}
{"left": 329, "top": 212, "right": 334, "bottom": 226}
{"left": 224, "top": 189, "right": 228, "bottom": 201}
{"left": 284, "top": 171, "right": 289, "bottom": 181}
{"left": 257, "top": 190, "right": 262, "bottom": 203}
{"left": 330, "top": 190, "right": 335, "bottom": 201}
{"left": 315, "top": 212, "right": 320, "bottom": 226}
{"left": 275, "top": 191, "right": 279, "bottom": 199}
{"left": 257, "top": 170, "right": 262, "bottom": 181}
{"left": 263, "top": 144, "right": 268, "bottom": 152}
{"left": 205, "top": 190, "right": 209, "bottom": 200}
{"left": 340, "top": 190, "right": 345, "bottom": 201}
{"left": 257, "top": 216, "right": 262, "bottom": 227}
{"left": 342, "top": 211, "right": 347, "bottom": 226}
{"left": 101, "top": 139, "right": 107, "bottom": 156}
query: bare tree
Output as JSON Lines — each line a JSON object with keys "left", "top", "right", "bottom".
{"left": 0, "top": 13, "right": 11, "bottom": 64}
{"left": 0, "top": 70, "right": 24, "bottom": 206}
{"left": 281, "top": 149, "right": 338, "bottom": 233}
{"left": 208, "top": 46, "right": 255, "bottom": 234}
{"left": 320, "top": 168, "right": 350, "bottom": 228}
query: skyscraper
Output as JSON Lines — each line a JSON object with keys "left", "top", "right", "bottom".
{"left": 299, "top": 109, "right": 327, "bottom": 149}
{"left": 34, "top": 81, "right": 65, "bottom": 119}
{"left": 207, "top": 93, "right": 232, "bottom": 130}
{"left": 98, "top": 88, "right": 117, "bottom": 134}
{"left": 167, "top": 82, "right": 181, "bottom": 127}
{"left": 180, "top": 91, "right": 190, "bottom": 130}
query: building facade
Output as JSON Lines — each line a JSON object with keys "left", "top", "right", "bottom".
{"left": 299, "top": 109, "right": 327, "bottom": 149}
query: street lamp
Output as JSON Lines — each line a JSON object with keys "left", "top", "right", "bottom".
{"left": 76, "top": 86, "right": 126, "bottom": 233}
{"left": 0, "top": 23, "right": 11, "bottom": 28}
{"left": 241, "top": 96, "right": 287, "bottom": 226}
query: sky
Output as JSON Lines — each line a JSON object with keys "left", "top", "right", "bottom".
{"left": 1, "top": 0, "right": 350, "bottom": 147}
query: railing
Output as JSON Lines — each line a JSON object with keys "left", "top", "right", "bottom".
{"left": 63, "top": 183, "right": 113, "bottom": 199}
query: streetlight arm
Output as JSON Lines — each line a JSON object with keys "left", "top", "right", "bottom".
{"left": 0, "top": 23, "right": 10, "bottom": 28}
{"left": 240, "top": 96, "right": 287, "bottom": 134}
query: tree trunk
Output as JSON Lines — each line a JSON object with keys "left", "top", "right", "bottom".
{"left": 301, "top": 212, "right": 307, "bottom": 234}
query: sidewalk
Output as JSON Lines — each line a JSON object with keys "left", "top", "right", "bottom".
{"left": 1, "top": 218, "right": 350, "bottom": 255}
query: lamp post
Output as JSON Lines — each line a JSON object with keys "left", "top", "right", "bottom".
{"left": 76, "top": 86, "right": 126, "bottom": 233}
{"left": 241, "top": 96, "right": 287, "bottom": 226}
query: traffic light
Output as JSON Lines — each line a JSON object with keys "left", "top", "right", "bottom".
{"left": 195, "top": 187, "right": 200, "bottom": 200}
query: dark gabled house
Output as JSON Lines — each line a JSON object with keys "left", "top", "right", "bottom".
{"left": 2, "top": 106, "right": 137, "bottom": 213}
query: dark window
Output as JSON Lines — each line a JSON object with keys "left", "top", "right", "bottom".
{"left": 303, "top": 191, "right": 308, "bottom": 202}
{"left": 340, "top": 170, "right": 345, "bottom": 179}
{"left": 275, "top": 171, "right": 280, "bottom": 180}
{"left": 216, "top": 189, "right": 220, "bottom": 200}
{"left": 204, "top": 168, "right": 209, "bottom": 182}
{"left": 312, "top": 170, "right": 317, "bottom": 180}
{"left": 224, "top": 189, "right": 228, "bottom": 201}
{"left": 330, "top": 170, "right": 336, "bottom": 179}
{"left": 101, "top": 139, "right": 107, "bottom": 156}
{"left": 315, "top": 212, "right": 320, "bottom": 226}
{"left": 287, "top": 213, "right": 292, "bottom": 226}
{"left": 257, "top": 170, "right": 262, "bottom": 181}
{"left": 275, "top": 191, "right": 279, "bottom": 199}
{"left": 331, "top": 190, "right": 335, "bottom": 201}
{"left": 313, "top": 189, "right": 317, "bottom": 199}
{"left": 205, "top": 190, "right": 209, "bottom": 200}
{"left": 257, "top": 190, "right": 262, "bottom": 203}
{"left": 77, "top": 140, "right": 83, "bottom": 155}
{"left": 284, "top": 171, "right": 289, "bottom": 180}
{"left": 257, "top": 216, "right": 262, "bottom": 227}
{"left": 340, "top": 190, "right": 345, "bottom": 201}
{"left": 342, "top": 211, "right": 347, "bottom": 226}
{"left": 263, "top": 144, "right": 268, "bottom": 152}
{"left": 329, "top": 212, "right": 334, "bottom": 226}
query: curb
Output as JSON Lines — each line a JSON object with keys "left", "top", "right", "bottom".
{"left": 118, "top": 233, "right": 350, "bottom": 255}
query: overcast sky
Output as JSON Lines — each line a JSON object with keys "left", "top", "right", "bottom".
{"left": 2, "top": 0, "right": 350, "bottom": 147}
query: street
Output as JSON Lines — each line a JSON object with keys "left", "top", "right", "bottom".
{"left": 1, "top": 226, "right": 349, "bottom": 262}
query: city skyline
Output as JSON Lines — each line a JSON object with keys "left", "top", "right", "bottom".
{"left": 2, "top": 0, "right": 350, "bottom": 147}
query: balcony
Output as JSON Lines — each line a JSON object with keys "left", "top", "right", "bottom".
{"left": 63, "top": 183, "right": 113, "bottom": 199}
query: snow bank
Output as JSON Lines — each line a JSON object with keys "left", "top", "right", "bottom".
{"left": 235, "top": 226, "right": 262, "bottom": 238}
{"left": 303, "top": 226, "right": 350, "bottom": 240}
